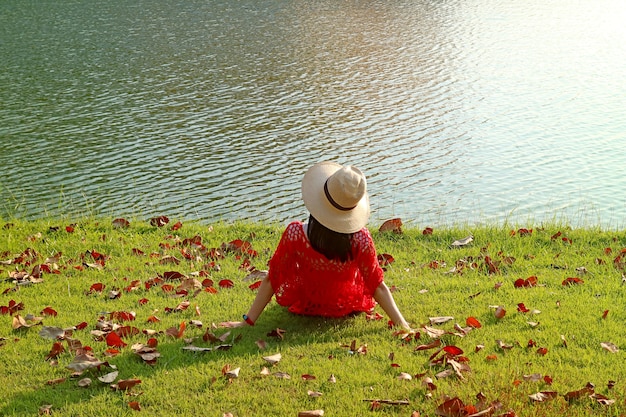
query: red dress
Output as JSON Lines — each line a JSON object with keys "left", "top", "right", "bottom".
{"left": 268, "top": 221, "right": 384, "bottom": 317}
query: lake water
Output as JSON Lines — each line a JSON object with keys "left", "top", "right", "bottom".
{"left": 1, "top": 0, "right": 625, "bottom": 229}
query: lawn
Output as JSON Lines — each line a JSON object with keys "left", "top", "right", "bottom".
{"left": 1, "top": 216, "right": 625, "bottom": 416}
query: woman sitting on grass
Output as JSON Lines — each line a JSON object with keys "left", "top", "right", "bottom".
{"left": 222, "top": 161, "right": 410, "bottom": 331}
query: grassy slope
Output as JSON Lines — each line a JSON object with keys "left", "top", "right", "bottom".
{"left": 1, "top": 217, "right": 625, "bottom": 417}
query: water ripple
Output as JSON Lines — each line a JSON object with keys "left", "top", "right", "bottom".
{"left": 1, "top": 0, "right": 626, "bottom": 228}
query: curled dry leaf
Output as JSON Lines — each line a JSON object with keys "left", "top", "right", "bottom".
{"left": 77, "top": 378, "right": 92, "bottom": 388}
{"left": 379, "top": 218, "right": 403, "bottom": 234}
{"left": 451, "top": 235, "right": 473, "bottom": 248}
{"left": 224, "top": 367, "right": 240, "bottom": 379}
{"left": 494, "top": 306, "right": 506, "bottom": 319}
{"left": 429, "top": 316, "right": 454, "bottom": 325}
{"left": 528, "top": 391, "right": 558, "bottom": 402}
{"left": 307, "top": 390, "right": 323, "bottom": 397}
{"left": 262, "top": 353, "right": 282, "bottom": 365}
{"left": 397, "top": 372, "right": 412, "bottom": 381}
{"left": 298, "top": 410, "right": 324, "bottom": 417}
{"left": 601, "top": 342, "right": 619, "bottom": 353}
{"left": 98, "top": 371, "right": 119, "bottom": 384}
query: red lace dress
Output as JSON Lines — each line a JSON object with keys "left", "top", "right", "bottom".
{"left": 268, "top": 221, "right": 384, "bottom": 317}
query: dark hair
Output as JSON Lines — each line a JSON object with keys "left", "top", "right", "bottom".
{"left": 307, "top": 215, "right": 354, "bottom": 262}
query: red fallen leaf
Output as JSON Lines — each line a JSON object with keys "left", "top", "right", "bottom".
{"left": 484, "top": 256, "right": 499, "bottom": 274}
{"left": 146, "top": 315, "right": 160, "bottom": 323}
{"left": 147, "top": 337, "right": 158, "bottom": 348}
{"left": 1, "top": 300, "right": 24, "bottom": 315}
{"left": 517, "top": 303, "right": 530, "bottom": 313}
{"left": 466, "top": 317, "right": 481, "bottom": 328}
{"left": 544, "top": 375, "right": 553, "bottom": 385}
{"left": 602, "top": 310, "right": 609, "bottom": 319}
{"left": 114, "top": 379, "right": 142, "bottom": 391}
{"left": 514, "top": 276, "right": 537, "bottom": 288}
{"left": 301, "top": 374, "right": 316, "bottom": 380}
{"left": 128, "top": 401, "right": 141, "bottom": 411}
{"left": 205, "top": 287, "right": 218, "bottom": 294}
{"left": 517, "top": 228, "right": 533, "bottom": 236}
{"left": 219, "top": 279, "right": 234, "bottom": 288}
{"left": 46, "top": 377, "right": 67, "bottom": 386}
{"left": 486, "top": 354, "right": 497, "bottom": 361}
{"left": 527, "top": 339, "right": 537, "bottom": 347}
{"left": 201, "top": 278, "right": 214, "bottom": 288}
{"left": 112, "top": 218, "right": 130, "bottom": 228}
{"left": 106, "top": 332, "right": 127, "bottom": 348}
{"left": 165, "top": 321, "right": 186, "bottom": 339}
{"left": 423, "top": 227, "right": 434, "bottom": 235}
{"left": 75, "top": 321, "right": 88, "bottom": 330}
{"left": 494, "top": 306, "right": 506, "bottom": 319}
{"left": 40, "top": 307, "right": 58, "bottom": 317}
{"left": 377, "top": 253, "right": 394, "bottom": 266}
{"left": 550, "top": 231, "right": 562, "bottom": 240}
{"left": 105, "top": 348, "right": 122, "bottom": 357}
{"left": 138, "top": 298, "right": 149, "bottom": 305}
{"left": 163, "top": 271, "right": 186, "bottom": 281}
{"left": 443, "top": 345, "right": 464, "bottom": 356}
{"left": 563, "top": 386, "right": 595, "bottom": 402}
{"left": 46, "top": 342, "right": 66, "bottom": 360}
{"left": 562, "top": 277, "right": 584, "bottom": 286}
{"left": 562, "top": 237, "right": 572, "bottom": 244}
{"left": 435, "top": 396, "right": 465, "bottom": 417}
{"left": 89, "top": 283, "right": 105, "bottom": 293}
{"left": 415, "top": 339, "right": 441, "bottom": 351}
{"left": 131, "top": 248, "right": 144, "bottom": 256}
{"left": 116, "top": 326, "right": 140, "bottom": 338}
{"left": 149, "top": 216, "right": 169, "bottom": 227}
{"left": 379, "top": 218, "right": 403, "bottom": 234}
{"left": 110, "top": 311, "right": 136, "bottom": 321}
{"left": 249, "top": 281, "right": 262, "bottom": 290}
{"left": 170, "top": 221, "right": 183, "bottom": 231}
{"left": 65, "top": 225, "right": 75, "bottom": 233}
{"left": 161, "top": 284, "right": 175, "bottom": 293}
{"left": 537, "top": 347, "right": 548, "bottom": 356}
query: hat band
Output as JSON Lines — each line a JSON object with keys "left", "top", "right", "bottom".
{"left": 324, "top": 180, "right": 357, "bottom": 211}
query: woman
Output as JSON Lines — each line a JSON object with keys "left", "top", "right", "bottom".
{"left": 223, "top": 162, "right": 410, "bottom": 330}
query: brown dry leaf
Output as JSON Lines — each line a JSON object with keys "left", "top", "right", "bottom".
{"left": 298, "top": 410, "right": 324, "bottom": 417}
{"left": 128, "top": 401, "right": 141, "bottom": 411}
{"left": 601, "top": 342, "right": 619, "bottom": 353}
{"left": 307, "top": 390, "right": 323, "bottom": 397}
{"left": 12, "top": 314, "right": 43, "bottom": 329}
{"left": 423, "top": 326, "right": 447, "bottom": 339}
{"left": 112, "top": 379, "right": 142, "bottom": 391}
{"left": 379, "top": 218, "right": 403, "bottom": 234}
{"left": 66, "top": 353, "right": 107, "bottom": 372}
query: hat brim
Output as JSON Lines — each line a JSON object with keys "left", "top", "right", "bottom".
{"left": 301, "top": 162, "right": 370, "bottom": 234}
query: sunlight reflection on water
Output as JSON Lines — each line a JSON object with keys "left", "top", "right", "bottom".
{"left": 1, "top": 0, "right": 625, "bottom": 228}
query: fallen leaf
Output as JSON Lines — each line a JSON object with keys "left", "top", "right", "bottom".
{"left": 379, "top": 218, "right": 403, "bottom": 234}
{"left": 263, "top": 353, "right": 282, "bottom": 365}
{"left": 601, "top": 342, "right": 619, "bottom": 353}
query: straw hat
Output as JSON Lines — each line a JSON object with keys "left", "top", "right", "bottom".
{"left": 301, "top": 161, "right": 370, "bottom": 234}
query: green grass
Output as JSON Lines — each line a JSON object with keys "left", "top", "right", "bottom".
{"left": 1, "top": 217, "right": 626, "bottom": 416}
